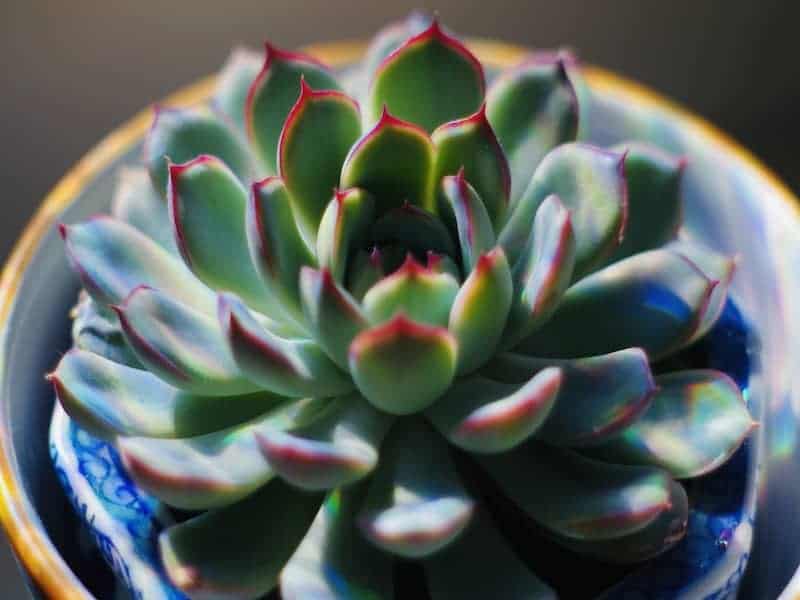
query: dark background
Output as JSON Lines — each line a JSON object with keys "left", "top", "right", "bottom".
{"left": 1, "top": 0, "right": 798, "bottom": 596}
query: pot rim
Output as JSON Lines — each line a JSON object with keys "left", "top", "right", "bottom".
{"left": 0, "top": 38, "right": 797, "bottom": 599}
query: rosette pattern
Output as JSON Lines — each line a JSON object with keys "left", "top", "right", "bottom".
{"left": 50, "top": 14, "right": 754, "bottom": 599}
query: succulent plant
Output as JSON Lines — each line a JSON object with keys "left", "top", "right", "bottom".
{"left": 50, "top": 14, "right": 754, "bottom": 600}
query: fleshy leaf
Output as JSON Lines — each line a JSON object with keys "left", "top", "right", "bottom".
{"left": 424, "top": 510, "right": 555, "bottom": 600}
{"left": 361, "top": 12, "right": 433, "bottom": 85}
{"left": 299, "top": 267, "right": 368, "bottom": 369}
{"left": 214, "top": 47, "right": 262, "bottom": 132}
{"left": 340, "top": 109, "right": 435, "bottom": 213}
{"left": 486, "top": 55, "right": 579, "bottom": 205}
{"left": 448, "top": 247, "right": 512, "bottom": 374}
{"left": 358, "top": 420, "right": 474, "bottom": 558}
{"left": 159, "top": 479, "right": 322, "bottom": 599}
{"left": 346, "top": 248, "right": 385, "bottom": 301}
{"left": 478, "top": 441, "right": 672, "bottom": 540}
{"left": 114, "top": 286, "right": 257, "bottom": 396}
{"left": 366, "top": 20, "right": 484, "bottom": 133}
{"left": 349, "top": 314, "right": 457, "bottom": 415}
{"left": 500, "top": 143, "right": 626, "bottom": 275}
{"left": 370, "top": 202, "right": 457, "bottom": 259}
{"left": 246, "top": 176, "right": 315, "bottom": 321}
{"left": 607, "top": 142, "right": 685, "bottom": 262}
{"left": 60, "top": 216, "right": 215, "bottom": 313}
{"left": 589, "top": 370, "right": 753, "bottom": 478}
{"left": 502, "top": 194, "right": 575, "bottom": 348}
{"left": 168, "top": 155, "right": 280, "bottom": 317}
{"left": 281, "top": 485, "right": 394, "bottom": 600}
{"left": 71, "top": 292, "right": 140, "bottom": 367}
{"left": 219, "top": 292, "right": 353, "bottom": 398}
{"left": 426, "top": 368, "right": 561, "bottom": 453}
{"left": 516, "top": 248, "right": 720, "bottom": 360}
{"left": 486, "top": 349, "right": 656, "bottom": 446}
{"left": 144, "top": 106, "right": 254, "bottom": 197}
{"left": 118, "top": 397, "right": 324, "bottom": 509}
{"left": 111, "top": 167, "right": 176, "bottom": 253}
{"left": 440, "top": 171, "right": 496, "bottom": 272}
{"left": 257, "top": 394, "right": 391, "bottom": 490}
{"left": 362, "top": 254, "right": 459, "bottom": 327}
{"left": 433, "top": 107, "right": 510, "bottom": 228}
{"left": 316, "top": 188, "right": 375, "bottom": 283}
{"left": 426, "top": 250, "right": 461, "bottom": 280}
{"left": 278, "top": 82, "right": 362, "bottom": 243}
{"left": 246, "top": 43, "right": 341, "bottom": 173}
{"left": 50, "top": 349, "right": 274, "bottom": 440}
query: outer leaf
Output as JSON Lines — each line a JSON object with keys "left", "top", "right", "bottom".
{"left": 214, "top": 47, "right": 262, "bottom": 132}
{"left": 49, "top": 349, "right": 273, "bottom": 439}
{"left": 144, "top": 106, "right": 253, "bottom": 197}
{"left": 281, "top": 485, "right": 394, "bottom": 600}
{"left": 589, "top": 370, "right": 754, "bottom": 478}
{"left": 440, "top": 171, "right": 496, "bottom": 272}
{"left": 70, "top": 291, "right": 140, "bottom": 367}
{"left": 502, "top": 194, "right": 575, "bottom": 348}
{"left": 499, "top": 143, "right": 626, "bottom": 274}
{"left": 316, "top": 188, "right": 375, "bottom": 282}
{"left": 516, "top": 248, "right": 720, "bottom": 360}
{"left": 340, "top": 109, "right": 435, "bottom": 212}
{"left": 424, "top": 510, "right": 555, "bottom": 600}
{"left": 219, "top": 292, "right": 353, "bottom": 398}
{"left": 300, "top": 267, "right": 368, "bottom": 369}
{"left": 246, "top": 43, "right": 341, "bottom": 173}
{"left": 349, "top": 314, "right": 457, "bottom": 415}
{"left": 110, "top": 167, "right": 176, "bottom": 253}
{"left": 433, "top": 106, "right": 511, "bottom": 228}
{"left": 60, "top": 216, "right": 215, "bottom": 313}
{"left": 278, "top": 82, "right": 362, "bottom": 243}
{"left": 370, "top": 202, "right": 457, "bottom": 259}
{"left": 478, "top": 441, "right": 672, "bottom": 540}
{"left": 114, "top": 286, "right": 257, "bottom": 396}
{"left": 257, "top": 394, "right": 392, "bottom": 490}
{"left": 486, "top": 54, "right": 579, "bottom": 205}
{"left": 448, "top": 247, "right": 512, "bottom": 374}
{"left": 486, "top": 349, "right": 656, "bottom": 446}
{"left": 362, "top": 254, "right": 459, "bottom": 327}
{"left": 159, "top": 479, "right": 322, "bottom": 599}
{"left": 426, "top": 368, "right": 562, "bottom": 453}
{"left": 366, "top": 20, "right": 485, "bottom": 132}
{"left": 358, "top": 420, "right": 474, "bottom": 558}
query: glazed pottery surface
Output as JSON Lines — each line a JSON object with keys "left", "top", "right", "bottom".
{"left": 1, "top": 41, "right": 799, "bottom": 599}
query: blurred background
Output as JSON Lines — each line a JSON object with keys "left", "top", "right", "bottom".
{"left": 0, "top": 0, "right": 797, "bottom": 595}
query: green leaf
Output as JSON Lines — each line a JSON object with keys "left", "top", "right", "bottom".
{"left": 440, "top": 171, "right": 496, "bottom": 272}
{"left": 219, "top": 292, "right": 353, "bottom": 398}
{"left": 370, "top": 202, "right": 457, "bottom": 259}
{"left": 346, "top": 248, "right": 385, "bottom": 301}
{"left": 589, "top": 370, "right": 753, "bottom": 478}
{"left": 448, "top": 247, "right": 512, "bottom": 374}
{"left": 366, "top": 20, "right": 484, "bottom": 133}
{"left": 499, "top": 143, "right": 626, "bottom": 275}
{"left": 486, "top": 349, "right": 656, "bottom": 446}
{"left": 114, "top": 286, "right": 257, "bottom": 396}
{"left": 299, "top": 267, "right": 368, "bottom": 369}
{"left": 358, "top": 419, "right": 474, "bottom": 558}
{"left": 60, "top": 216, "right": 215, "bottom": 313}
{"left": 424, "top": 510, "right": 555, "bottom": 600}
{"left": 515, "top": 248, "right": 720, "bottom": 360}
{"left": 340, "top": 109, "right": 435, "bottom": 213}
{"left": 168, "top": 155, "right": 282, "bottom": 317}
{"left": 361, "top": 12, "right": 433, "bottom": 85}
{"left": 50, "top": 349, "right": 274, "bottom": 440}
{"left": 362, "top": 254, "right": 459, "bottom": 327}
{"left": 159, "top": 479, "right": 322, "bottom": 599}
{"left": 70, "top": 292, "right": 140, "bottom": 367}
{"left": 426, "top": 368, "right": 561, "bottom": 453}
{"left": 316, "top": 188, "right": 375, "bottom": 282}
{"left": 257, "top": 394, "right": 392, "bottom": 490}
{"left": 478, "top": 441, "right": 672, "bottom": 540}
{"left": 144, "top": 106, "right": 254, "bottom": 197}
{"left": 349, "top": 314, "right": 457, "bottom": 415}
{"left": 110, "top": 167, "right": 176, "bottom": 254}
{"left": 281, "top": 485, "right": 395, "bottom": 600}
{"left": 214, "top": 47, "right": 262, "bottom": 132}
{"left": 278, "top": 82, "right": 362, "bottom": 243}
{"left": 246, "top": 43, "right": 341, "bottom": 173}
{"left": 502, "top": 194, "right": 575, "bottom": 349}
{"left": 433, "top": 107, "right": 510, "bottom": 228}
{"left": 486, "top": 55, "right": 579, "bottom": 205}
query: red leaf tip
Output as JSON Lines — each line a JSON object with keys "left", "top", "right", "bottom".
{"left": 57, "top": 223, "right": 68, "bottom": 240}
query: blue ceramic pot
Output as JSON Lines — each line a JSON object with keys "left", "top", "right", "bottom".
{"left": 1, "top": 41, "right": 799, "bottom": 599}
